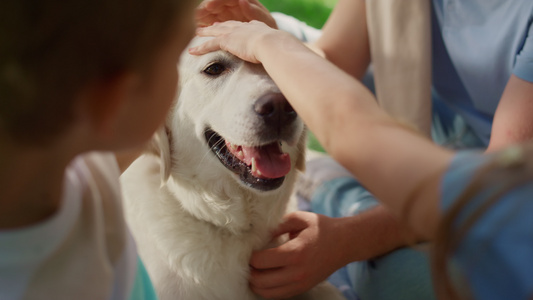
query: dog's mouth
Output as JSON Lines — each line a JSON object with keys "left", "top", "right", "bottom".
{"left": 204, "top": 129, "right": 290, "bottom": 191}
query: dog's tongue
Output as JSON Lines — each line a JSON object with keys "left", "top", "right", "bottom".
{"left": 237, "top": 143, "right": 291, "bottom": 179}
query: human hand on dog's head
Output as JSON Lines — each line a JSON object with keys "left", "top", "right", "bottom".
{"left": 190, "top": 20, "right": 298, "bottom": 64}
{"left": 196, "top": 0, "right": 277, "bottom": 28}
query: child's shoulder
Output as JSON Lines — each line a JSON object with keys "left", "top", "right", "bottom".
{"left": 0, "top": 151, "right": 135, "bottom": 300}
{"left": 74, "top": 151, "right": 122, "bottom": 196}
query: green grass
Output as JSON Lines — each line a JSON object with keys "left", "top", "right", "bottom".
{"left": 260, "top": 0, "right": 336, "bottom": 30}
{"left": 259, "top": 0, "right": 335, "bottom": 152}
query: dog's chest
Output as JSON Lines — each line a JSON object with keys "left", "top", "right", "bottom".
{"left": 168, "top": 215, "right": 270, "bottom": 300}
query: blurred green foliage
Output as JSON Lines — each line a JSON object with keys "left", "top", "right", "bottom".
{"left": 259, "top": 0, "right": 335, "bottom": 29}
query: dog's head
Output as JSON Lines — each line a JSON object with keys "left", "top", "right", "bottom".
{"left": 153, "top": 37, "right": 306, "bottom": 196}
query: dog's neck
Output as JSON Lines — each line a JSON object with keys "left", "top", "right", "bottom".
{"left": 165, "top": 174, "right": 291, "bottom": 241}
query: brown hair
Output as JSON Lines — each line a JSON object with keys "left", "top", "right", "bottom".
{"left": 432, "top": 144, "right": 532, "bottom": 299}
{"left": 0, "top": 0, "right": 192, "bottom": 145}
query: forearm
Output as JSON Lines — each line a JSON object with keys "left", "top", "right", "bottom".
{"left": 336, "top": 205, "right": 424, "bottom": 262}
{"left": 255, "top": 34, "right": 452, "bottom": 238}
{"left": 486, "top": 75, "right": 533, "bottom": 152}
{"left": 313, "top": 0, "right": 370, "bottom": 79}
{"left": 256, "top": 31, "right": 381, "bottom": 148}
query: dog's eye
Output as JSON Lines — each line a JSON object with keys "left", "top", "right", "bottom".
{"left": 203, "top": 63, "right": 226, "bottom": 76}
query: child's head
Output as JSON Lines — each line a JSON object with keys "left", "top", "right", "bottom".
{"left": 0, "top": 0, "right": 196, "bottom": 148}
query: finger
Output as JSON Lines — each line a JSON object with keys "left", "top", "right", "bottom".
{"left": 195, "top": 14, "right": 219, "bottom": 27}
{"left": 212, "top": 13, "right": 244, "bottom": 24}
{"left": 226, "top": 9, "right": 251, "bottom": 23}
{"left": 240, "top": 0, "right": 266, "bottom": 19}
{"left": 238, "top": 0, "right": 255, "bottom": 18}
{"left": 196, "top": 21, "right": 241, "bottom": 35}
{"left": 250, "top": 258, "right": 318, "bottom": 299}
{"left": 250, "top": 247, "right": 289, "bottom": 269}
{"left": 271, "top": 212, "right": 309, "bottom": 238}
{"left": 204, "top": 0, "right": 239, "bottom": 13}
{"left": 193, "top": 21, "right": 243, "bottom": 40}
{"left": 194, "top": 23, "right": 223, "bottom": 37}
{"left": 188, "top": 37, "right": 223, "bottom": 56}
{"left": 200, "top": 0, "right": 236, "bottom": 11}
{"left": 196, "top": 11, "right": 240, "bottom": 27}
{"left": 248, "top": 0, "right": 267, "bottom": 8}
{"left": 250, "top": 237, "right": 305, "bottom": 269}
{"left": 195, "top": 7, "right": 213, "bottom": 19}
{"left": 249, "top": 267, "right": 292, "bottom": 289}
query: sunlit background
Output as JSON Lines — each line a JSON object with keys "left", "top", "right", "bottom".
{"left": 260, "top": 0, "right": 336, "bottom": 29}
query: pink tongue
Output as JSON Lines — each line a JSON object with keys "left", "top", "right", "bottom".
{"left": 232, "top": 142, "right": 291, "bottom": 179}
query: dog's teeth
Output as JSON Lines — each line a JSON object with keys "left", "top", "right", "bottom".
{"left": 251, "top": 158, "right": 262, "bottom": 176}
{"left": 238, "top": 150, "right": 244, "bottom": 158}
{"left": 251, "top": 157, "right": 257, "bottom": 173}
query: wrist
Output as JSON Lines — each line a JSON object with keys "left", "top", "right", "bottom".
{"left": 254, "top": 29, "right": 306, "bottom": 64}
{"left": 337, "top": 206, "right": 425, "bottom": 263}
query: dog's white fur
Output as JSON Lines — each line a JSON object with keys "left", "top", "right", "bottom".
{"left": 121, "top": 37, "right": 345, "bottom": 300}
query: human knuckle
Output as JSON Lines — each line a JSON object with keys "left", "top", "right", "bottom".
{"left": 291, "top": 243, "right": 307, "bottom": 257}
{"left": 250, "top": 278, "right": 267, "bottom": 289}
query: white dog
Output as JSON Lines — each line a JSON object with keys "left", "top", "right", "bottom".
{"left": 120, "top": 37, "right": 345, "bottom": 300}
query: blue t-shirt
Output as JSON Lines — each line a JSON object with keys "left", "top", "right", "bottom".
{"left": 441, "top": 150, "right": 533, "bottom": 299}
{"left": 431, "top": 0, "right": 533, "bottom": 146}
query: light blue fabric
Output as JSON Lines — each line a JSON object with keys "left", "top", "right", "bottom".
{"left": 311, "top": 178, "right": 435, "bottom": 300}
{"left": 431, "top": 0, "right": 533, "bottom": 146}
{"left": 128, "top": 257, "right": 158, "bottom": 300}
{"left": 441, "top": 151, "right": 533, "bottom": 300}
{"left": 309, "top": 103, "right": 484, "bottom": 300}
{"left": 430, "top": 92, "right": 484, "bottom": 149}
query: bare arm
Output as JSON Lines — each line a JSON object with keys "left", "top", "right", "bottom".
{"left": 252, "top": 30, "right": 450, "bottom": 233}
{"left": 487, "top": 75, "right": 533, "bottom": 152}
{"left": 313, "top": 0, "right": 370, "bottom": 79}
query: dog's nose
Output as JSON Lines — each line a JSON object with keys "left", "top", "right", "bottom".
{"left": 254, "top": 93, "right": 296, "bottom": 127}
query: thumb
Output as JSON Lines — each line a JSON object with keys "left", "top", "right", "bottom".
{"left": 271, "top": 211, "right": 311, "bottom": 238}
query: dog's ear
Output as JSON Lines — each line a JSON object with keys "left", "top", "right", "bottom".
{"left": 295, "top": 127, "right": 307, "bottom": 172}
{"left": 148, "top": 126, "right": 172, "bottom": 184}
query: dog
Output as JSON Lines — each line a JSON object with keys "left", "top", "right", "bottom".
{"left": 120, "top": 37, "right": 345, "bottom": 300}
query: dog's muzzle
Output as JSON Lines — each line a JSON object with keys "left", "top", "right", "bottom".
{"left": 204, "top": 129, "right": 288, "bottom": 191}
